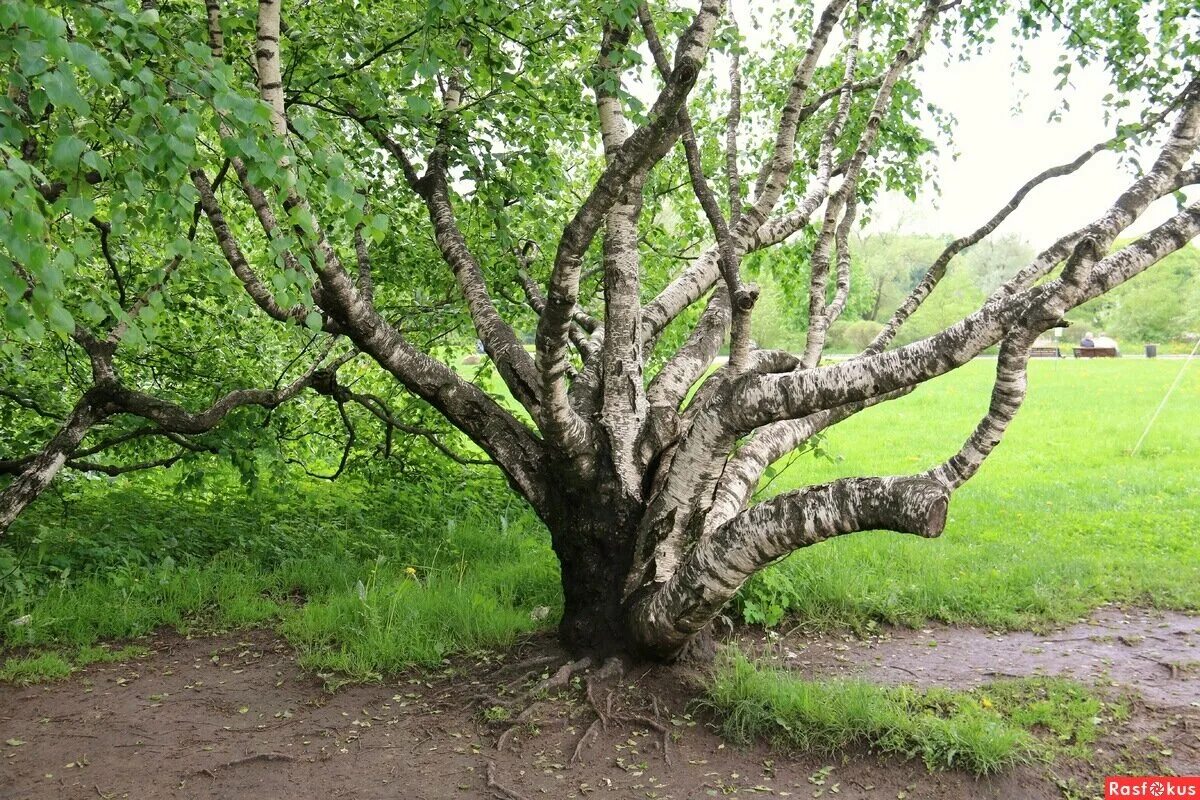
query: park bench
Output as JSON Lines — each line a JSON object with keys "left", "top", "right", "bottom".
{"left": 1029, "top": 346, "right": 1062, "bottom": 358}
{"left": 1073, "top": 347, "right": 1118, "bottom": 358}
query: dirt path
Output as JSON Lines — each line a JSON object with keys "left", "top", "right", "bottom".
{"left": 2, "top": 608, "right": 1197, "bottom": 799}
{"left": 753, "top": 607, "right": 1200, "bottom": 707}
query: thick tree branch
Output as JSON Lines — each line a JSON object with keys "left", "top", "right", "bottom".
{"left": 631, "top": 2, "right": 942, "bottom": 592}
{"left": 867, "top": 122, "right": 1173, "bottom": 354}
{"left": 727, "top": 89, "right": 1200, "bottom": 439}
{"left": 419, "top": 168, "right": 544, "bottom": 414}
{"left": 590, "top": 17, "right": 647, "bottom": 489}
{"left": 631, "top": 475, "right": 949, "bottom": 657}
{"left": 705, "top": 387, "right": 907, "bottom": 535}
{"left": 535, "top": 0, "right": 726, "bottom": 453}
{"left": 256, "top": 0, "right": 287, "bottom": 138}
{"left": 725, "top": 27, "right": 742, "bottom": 219}
{"left": 191, "top": 168, "right": 308, "bottom": 325}
{"left": 106, "top": 348, "right": 351, "bottom": 436}
{"left": 0, "top": 393, "right": 106, "bottom": 533}
{"left": 925, "top": 330, "right": 1038, "bottom": 488}
{"left": 201, "top": 0, "right": 549, "bottom": 503}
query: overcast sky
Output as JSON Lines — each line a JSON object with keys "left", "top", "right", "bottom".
{"left": 861, "top": 26, "right": 1197, "bottom": 244}
{"left": 719, "top": 3, "right": 1197, "bottom": 247}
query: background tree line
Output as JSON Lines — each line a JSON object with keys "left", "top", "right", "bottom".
{"left": 747, "top": 233, "right": 1200, "bottom": 352}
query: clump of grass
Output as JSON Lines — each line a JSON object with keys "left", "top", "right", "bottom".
{"left": 0, "top": 644, "right": 147, "bottom": 684}
{"left": 979, "top": 676, "right": 1128, "bottom": 759}
{"left": 701, "top": 652, "right": 1115, "bottom": 775}
{"left": 282, "top": 527, "right": 560, "bottom": 678}
{"left": 75, "top": 644, "right": 149, "bottom": 666}
{"left": 1, "top": 653, "right": 73, "bottom": 684}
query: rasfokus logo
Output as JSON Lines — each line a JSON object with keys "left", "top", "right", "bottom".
{"left": 1106, "top": 777, "right": 1200, "bottom": 798}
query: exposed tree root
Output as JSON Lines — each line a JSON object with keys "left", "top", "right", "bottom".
{"left": 188, "top": 751, "right": 298, "bottom": 779}
{"left": 570, "top": 718, "right": 604, "bottom": 765}
{"left": 534, "top": 656, "right": 593, "bottom": 694}
{"left": 499, "top": 653, "right": 561, "bottom": 673}
{"left": 567, "top": 656, "right": 673, "bottom": 766}
{"left": 495, "top": 702, "right": 566, "bottom": 751}
{"left": 489, "top": 654, "right": 672, "bottom": 765}
{"left": 469, "top": 654, "right": 585, "bottom": 712}
{"left": 492, "top": 656, "right": 594, "bottom": 750}
{"left": 486, "top": 760, "right": 529, "bottom": 800}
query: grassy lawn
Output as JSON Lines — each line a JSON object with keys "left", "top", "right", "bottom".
{"left": 0, "top": 477, "right": 561, "bottom": 682}
{"left": 1, "top": 358, "right": 1196, "bottom": 683}
{"left": 738, "top": 357, "right": 1200, "bottom": 630}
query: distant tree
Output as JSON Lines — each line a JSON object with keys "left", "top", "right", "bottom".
{"left": 2, "top": 0, "right": 1198, "bottom": 660}
{"left": 1070, "top": 245, "right": 1200, "bottom": 343}
{"left": 892, "top": 262, "right": 987, "bottom": 344}
{"left": 959, "top": 234, "right": 1036, "bottom": 295}
{"left": 849, "top": 233, "right": 944, "bottom": 321}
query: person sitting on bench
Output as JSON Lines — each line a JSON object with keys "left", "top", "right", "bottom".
{"left": 1081, "top": 332, "right": 1096, "bottom": 348}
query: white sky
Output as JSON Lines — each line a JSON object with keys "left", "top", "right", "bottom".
{"left": 723, "top": 4, "right": 1196, "bottom": 247}
{"left": 863, "top": 27, "right": 1197, "bottom": 244}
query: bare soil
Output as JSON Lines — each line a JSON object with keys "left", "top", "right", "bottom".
{"left": 2, "top": 607, "right": 1197, "bottom": 800}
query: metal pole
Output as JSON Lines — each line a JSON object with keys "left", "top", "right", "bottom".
{"left": 1131, "top": 337, "right": 1200, "bottom": 457}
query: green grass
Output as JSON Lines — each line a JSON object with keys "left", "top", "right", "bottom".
{"left": 280, "top": 529, "right": 560, "bottom": 677}
{"left": 701, "top": 651, "right": 1125, "bottom": 775}
{"left": 2, "top": 360, "right": 1197, "bottom": 683}
{"left": 0, "top": 652, "right": 72, "bottom": 683}
{"left": 2, "top": 524, "right": 559, "bottom": 682}
{"left": 737, "top": 358, "right": 1200, "bottom": 630}
{"left": 0, "top": 644, "right": 149, "bottom": 684}
{"left": 1, "top": 475, "right": 561, "bottom": 682}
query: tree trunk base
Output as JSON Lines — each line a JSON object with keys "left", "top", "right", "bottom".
{"left": 673, "top": 622, "right": 719, "bottom": 665}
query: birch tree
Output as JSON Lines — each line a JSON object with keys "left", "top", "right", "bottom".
{"left": 2, "top": 0, "right": 1198, "bottom": 659}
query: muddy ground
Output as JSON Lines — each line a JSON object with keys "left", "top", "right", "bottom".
{"left": 2, "top": 606, "right": 1197, "bottom": 799}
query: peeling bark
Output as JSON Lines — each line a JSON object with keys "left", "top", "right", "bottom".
{"left": 630, "top": 476, "right": 949, "bottom": 658}
{"left": 0, "top": 395, "right": 104, "bottom": 532}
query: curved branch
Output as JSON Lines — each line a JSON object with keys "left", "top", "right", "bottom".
{"left": 729, "top": 88, "right": 1200, "bottom": 437}
{"left": 630, "top": 475, "right": 949, "bottom": 658}
{"left": 315, "top": 381, "right": 493, "bottom": 468}
{"left": 210, "top": 1, "right": 548, "bottom": 505}
{"left": 867, "top": 127, "right": 1165, "bottom": 354}
{"left": 107, "top": 348, "right": 350, "bottom": 436}
{"left": 926, "top": 331, "right": 1037, "bottom": 489}
{"left": 191, "top": 168, "right": 308, "bottom": 325}
{"left": 705, "top": 387, "right": 908, "bottom": 535}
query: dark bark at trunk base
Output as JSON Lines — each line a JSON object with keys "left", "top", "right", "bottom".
{"left": 556, "top": 547, "right": 634, "bottom": 656}
{"left": 673, "top": 622, "right": 719, "bottom": 665}
{"left": 543, "top": 482, "right": 644, "bottom": 659}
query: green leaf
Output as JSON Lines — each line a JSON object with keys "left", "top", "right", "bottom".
{"left": 50, "top": 136, "right": 87, "bottom": 171}
{"left": 67, "top": 195, "right": 96, "bottom": 220}
{"left": 41, "top": 69, "right": 89, "bottom": 115}
{"left": 47, "top": 302, "right": 75, "bottom": 337}
{"left": 124, "top": 172, "right": 145, "bottom": 199}
{"left": 405, "top": 95, "right": 433, "bottom": 117}
{"left": 66, "top": 41, "right": 114, "bottom": 85}
{"left": 304, "top": 311, "right": 323, "bottom": 330}
{"left": 81, "top": 300, "right": 106, "bottom": 323}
